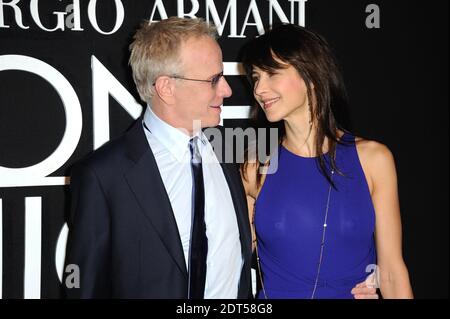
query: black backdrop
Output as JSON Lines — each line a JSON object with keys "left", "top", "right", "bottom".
{"left": 0, "top": 0, "right": 448, "bottom": 299}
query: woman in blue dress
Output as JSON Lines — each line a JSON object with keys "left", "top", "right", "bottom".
{"left": 240, "top": 24, "right": 413, "bottom": 299}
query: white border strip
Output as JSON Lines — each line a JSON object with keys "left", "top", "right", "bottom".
{"left": 24, "top": 197, "right": 42, "bottom": 299}
{"left": 0, "top": 177, "right": 69, "bottom": 188}
{"left": 224, "top": 62, "right": 245, "bottom": 76}
{"left": 221, "top": 105, "right": 252, "bottom": 119}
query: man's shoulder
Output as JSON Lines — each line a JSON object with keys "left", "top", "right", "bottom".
{"left": 72, "top": 135, "right": 128, "bottom": 173}
{"left": 72, "top": 120, "right": 146, "bottom": 174}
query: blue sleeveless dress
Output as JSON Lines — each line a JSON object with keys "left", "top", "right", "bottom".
{"left": 255, "top": 134, "right": 376, "bottom": 299}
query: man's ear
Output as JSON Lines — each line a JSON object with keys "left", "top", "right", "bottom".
{"left": 154, "top": 76, "right": 175, "bottom": 103}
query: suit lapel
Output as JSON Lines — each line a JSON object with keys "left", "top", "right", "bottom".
{"left": 219, "top": 161, "right": 252, "bottom": 259}
{"left": 124, "top": 121, "right": 188, "bottom": 277}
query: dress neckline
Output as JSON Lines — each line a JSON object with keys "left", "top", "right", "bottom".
{"left": 280, "top": 132, "right": 351, "bottom": 159}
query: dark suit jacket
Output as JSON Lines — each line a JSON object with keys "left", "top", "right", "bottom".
{"left": 63, "top": 120, "right": 252, "bottom": 298}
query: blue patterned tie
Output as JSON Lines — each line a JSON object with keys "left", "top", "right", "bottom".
{"left": 188, "top": 137, "right": 207, "bottom": 299}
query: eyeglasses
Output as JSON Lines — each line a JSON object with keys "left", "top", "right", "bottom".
{"left": 153, "top": 72, "right": 224, "bottom": 88}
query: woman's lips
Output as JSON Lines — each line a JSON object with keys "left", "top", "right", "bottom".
{"left": 262, "top": 97, "right": 279, "bottom": 109}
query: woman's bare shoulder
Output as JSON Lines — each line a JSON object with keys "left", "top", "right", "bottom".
{"left": 354, "top": 137, "right": 396, "bottom": 192}
{"left": 355, "top": 137, "right": 394, "bottom": 164}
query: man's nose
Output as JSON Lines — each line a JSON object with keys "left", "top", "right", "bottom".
{"left": 218, "top": 76, "right": 232, "bottom": 98}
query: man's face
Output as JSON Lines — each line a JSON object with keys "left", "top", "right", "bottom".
{"left": 172, "top": 36, "right": 232, "bottom": 132}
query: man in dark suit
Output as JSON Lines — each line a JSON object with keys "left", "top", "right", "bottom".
{"left": 63, "top": 17, "right": 252, "bottom": 298}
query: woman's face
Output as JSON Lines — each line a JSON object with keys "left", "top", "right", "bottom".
{"left": 251, "top": 63, "right": 310, "bottom": 123}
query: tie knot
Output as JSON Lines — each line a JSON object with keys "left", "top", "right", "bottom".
{"left": 189, "top": 137, "right": 202, "bottom": 164}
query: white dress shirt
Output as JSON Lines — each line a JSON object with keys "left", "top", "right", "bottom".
{"left": 142, "top": 106, "right": 242, "bottom": 298}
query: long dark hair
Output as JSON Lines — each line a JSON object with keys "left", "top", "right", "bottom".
{"left": 241, "top": 23, "right": 350, "bottom": 188}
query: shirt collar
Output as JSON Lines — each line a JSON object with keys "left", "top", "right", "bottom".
{"left": 142, "top": 105, "right": 207, "bottom": 161}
